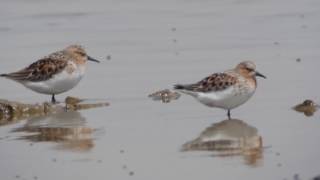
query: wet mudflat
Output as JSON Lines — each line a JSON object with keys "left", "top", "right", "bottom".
{"left": 1, "top": 0, "right": 320, "bottom": 179}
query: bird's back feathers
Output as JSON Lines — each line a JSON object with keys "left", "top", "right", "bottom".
{"left": 174, "top": 73, "right": 237, "bottom": 93}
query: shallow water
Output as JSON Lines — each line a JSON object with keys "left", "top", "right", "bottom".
{"left": 1, "top": 0, "right": 320, "bottom": 179}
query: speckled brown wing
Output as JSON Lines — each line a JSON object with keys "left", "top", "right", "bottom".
{"left": 174, "top": 73, "right": 237, "bottom": 92}
{"left": 1, "top": 52, "right": 68, "bottom": 82}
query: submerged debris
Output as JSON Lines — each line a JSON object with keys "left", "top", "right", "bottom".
{"left": 293, "top": 99, "right": 319, "bottom": 117}
{"left": 148, "top": 89, "right": 181, "bottom": 103}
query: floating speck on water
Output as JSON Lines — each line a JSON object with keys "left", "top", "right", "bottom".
{"left": 122, "top": 165, "right": 127, "bottom": 170}
{"left": 277, "top": 163, "right": 282, "bottom": 167}
{"left": 97, "top": 160, "right": 102, "bottom": 163}
{"left": 274, "top": 42, "right": 279, "bottom": 45}
{"left": 15, "top": 175, "right": 20, "bottom": 179}
{"left": 171, "top": 27, "right": 176, "bottom": 32}
{"left": 172, "top": 39, "right": 177, "bottom": 43}
{"left": 293, "top": 174, "right": 301, "bottom": 180}
{"left": 276, "top": 152, "right": 280, "bottom": 156}
{"left": 0, "top": 27, "right": 11, "bottom": 32}
{"left": 47, "top": 22, "right": 59, "bottom": 27}
{"left": 106, "top": 55, "right": 111, "bottom": 60}
{"left": 29, "top": 143, "right": 33, "bottom": 146}
{"left": 296, "top": 58, "right": 301, "bottom": 62}
{"left": 301, "top": 25, "right": 307, "bottom": 29}
{"left": 33, "top": 176, "right": 38, "bottom": 180}
{"left": 52, "top": 158, "right": 57, "bottom": 162}
{"left": 129, "top": 171, "right": 134, "bottom": 176}
{"left": 120, "top": 149, "right": 125, "bottom": 154}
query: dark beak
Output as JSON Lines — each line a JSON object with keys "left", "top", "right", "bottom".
{"left": 255, "top": 71, "right": 266, "bottom": 79}
{"left": 87, "top": 56, "right": 100, "bottom": 63}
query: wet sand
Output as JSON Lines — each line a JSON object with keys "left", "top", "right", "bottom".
{"left": 1, "top": 0, "right": 320, "bottom": 179}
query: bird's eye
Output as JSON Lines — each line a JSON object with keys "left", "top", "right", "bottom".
{"left": 77, "top": 51, "right": 86, "bottom": 56}
{"left": 246, "top": 67, "right": 253, "bottom": 72}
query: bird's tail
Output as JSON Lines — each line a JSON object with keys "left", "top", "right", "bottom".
{"left": 174, "top": 84, "right": 186, "bottom": 90}
{"left": 174, "top": 84, "right": 198, "bottom": 97}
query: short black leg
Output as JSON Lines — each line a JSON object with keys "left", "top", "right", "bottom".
{"left": 227, "top": 109, "right": 231, "bottom": 120}
{"left": 51, "top": 94, "right": 56, "bottom": 104}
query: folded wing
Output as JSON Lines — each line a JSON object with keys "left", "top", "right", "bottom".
{"left": 174, "top": 73, "right": 237, "bottom": 93}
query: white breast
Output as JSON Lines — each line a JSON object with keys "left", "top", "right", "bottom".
{"left": 196, "top": 85, "right": 256, "bottom": 110}
{"left": 23, "top": 61, "right": 86, "bottom": 95}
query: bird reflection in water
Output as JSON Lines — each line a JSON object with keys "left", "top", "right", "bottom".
{"left": 181, "top": 119, "right": 263, "bottom": 166}
{"left": 11, "top": 111, "right": 95, "bottom": 152}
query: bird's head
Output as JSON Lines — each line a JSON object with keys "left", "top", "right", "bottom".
{"left": 65, "top": 45, "right": 100, "bottom": 64}
{"left": 235, "top": 61, "right": 266, "bottom": 79}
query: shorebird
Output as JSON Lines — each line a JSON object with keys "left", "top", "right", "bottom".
{"left": 0, "top": 45, "right": 100, "bottom": 103}
{"left": 174, "top": 61, "right": 266, "bottom": 119}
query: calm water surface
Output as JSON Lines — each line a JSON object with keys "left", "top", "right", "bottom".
{"left": 0, "top": 0, "right": 320, "bottom": 179}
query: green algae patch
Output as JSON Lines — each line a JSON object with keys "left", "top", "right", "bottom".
{"left": 0, "top": 97, "right": 109, "bottom": 126}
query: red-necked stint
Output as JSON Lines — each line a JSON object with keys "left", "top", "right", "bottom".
{"left": 1, "top": 45, "right": 100, "bottom": 103}
{"left": 174, "top": 61, "right": 266, "bottom": 119}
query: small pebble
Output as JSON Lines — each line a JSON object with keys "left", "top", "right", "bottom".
{"left": 120, "top": 150, "right": 125, "bottom": 154}
{"left": 296, "top": 58, "right": 301, "bottom": 62}
{"left": 129, "top": 171, "right": 134, "bottom": 176}
{"left": 275, "top": 152, "right": 280, "bottom": 156}
{"left": 122, "top": 165, "right": 127, "bottom": 170}
{"left": 171, "top": 27, "right": 176, "bottom": 32}
{"left": 274, "top": 42, "right": 279, "bottom": 45}
{"left": 106, "top": 55, "right": 111, "bottom": 60}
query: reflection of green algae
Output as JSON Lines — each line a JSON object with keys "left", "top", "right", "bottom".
{"left": 293, "top": 99, "right": 319, "bottom": 117}
{"left": 65, "top": 96, "right": 109, "bottom": 111}
{"left": 0, "top": 96, "right": 109, "bottom": 126}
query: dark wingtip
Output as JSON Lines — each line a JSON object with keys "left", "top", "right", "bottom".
{"left": 0, "top": 74, "right": 7, "bottom": 77}
{"left": 174, "top": 84, "right": 185, "bottom": 90}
